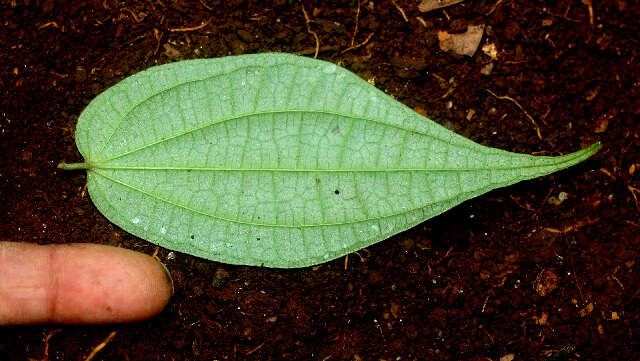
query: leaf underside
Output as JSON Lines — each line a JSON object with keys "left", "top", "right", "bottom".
{"left": 72, "top": 53, "right": 599, "bottom": 268}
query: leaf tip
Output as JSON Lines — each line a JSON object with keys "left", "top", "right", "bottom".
{"left": 584, "top": 141, "right": 602, "bottom": 158}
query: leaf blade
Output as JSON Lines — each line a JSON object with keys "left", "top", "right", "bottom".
{"left": 73, "top": 53, "right": 600, "bottom": 267}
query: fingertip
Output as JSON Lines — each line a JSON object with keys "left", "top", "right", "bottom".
{"left": 54, "top": 244, "right": 174, "bottom": 324}
{"left": 0, "top": 242, "right": 173, "bottom": 325}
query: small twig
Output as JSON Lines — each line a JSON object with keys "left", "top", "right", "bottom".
{"left": 351, "top": 0, "right": 361, "bottom": 47}
{"left": 611, "top": 266, "right": 624, "bottom": 291}
{"left": 481, "top": 295, "right": 490, "bottom": 313}
{"left": 152, "top": 28, "right": 163, "bottom": 56}
{"left": 246, "top": 342, "right": 265, "bottom": 356}
{"left": 560, "top": 232, "right": 586, "bottom": 304}
{"left": 564, "top": 0, "right": 573, "bottom": 17}
{"left": 120, "top": 7, "right": 145, "bottom": 23}
{"left": 480, "top": 325, "right": 495, "bottom": 344}
{"left": 627, "top": 185, "right": 640, "bottom": 213}
{"left": 301, "top": 4, "right": 320, "bottom": 58}
{"left": 522, "top": 4, "right": 582, "bottom": 23}
{"left": 537, "top": 186, "right": 556, "bottom": 210}
{"left": 41, "top": 329, "right": 61, "bottom": 361}
{"left": 570, "top": 252, "right": 586, "bottom": 303}
{"left": 509, "top": 195, "right": 535, "bottom": 212}
{"left": 340, "top": 32, "right": 374, "bottom": 54}
{"left": 84, "top": 331, "right": 117, "bottom": 361}
{"left": 485, "top": 89, "right": 543, "bottom": 140}
{"left": 391, "top": 0, "right": 409, "bottom": 22}
{"left": 38, "top": 21, "right": 60, "bottom": 30}
{"left": 441, "top": 86, "right": 455, "bottom": 99}
{"left": 151, "top": 246, "right": 161, "bottom": 262}
{"left": 118, "top": 33, "right": 147, "bottom": 48}
{"left": 433, "top": 246, "right": 454, "bottom": 266}
{"left": 581, "top": 0, "right": 594, "bottom": 26}
{"left": 485, "top": 0, "right": 504, "bottom": 17}
{"left": 169, "top": 21, "right": 209, "bottom": 32}
{"left": 199, "top": 0, "right": 214, "bottom": 11}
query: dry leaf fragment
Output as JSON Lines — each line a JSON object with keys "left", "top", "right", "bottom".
{"left": 162, "top": 43, "right": 181, "bottom": 59}
{"left": 534, "top": 311, "right": 549, "bottom": 325}
{"left": 533, "top": 268, "right": 559, "bottom": 297}
{"left": 390, "top": 302, "right": 402, "bottom": 318}
{"left": 480, "top": 62, "right": 494, "bottom": 75}
{"left": 500, "top": 354, "right": 515, "bottom": 361}
{"left": 419, "top": 0, "right": 465, "bottom": 13}
{"left": 579, "top": 302, "right": 594, "bottom": 317}
{"left": 611, "top": 311, "right": 620, "bottom": 320}
{"left": 482, "top": 43, "right": 498, "bottom": 59}
{"left": 438, "top": 24, "right": 484, "bottom": 57}
{"left": 594, "top": 115, "right": 610, "bottom": 133}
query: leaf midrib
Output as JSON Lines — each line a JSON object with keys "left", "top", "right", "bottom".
{"left": 91, "top": 143, "right": 596, "bottom": 171}
{"left": 91, "top": 147, "right": 589, "bottom": 229}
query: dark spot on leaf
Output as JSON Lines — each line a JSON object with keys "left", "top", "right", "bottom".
{"left": 191, "top": 234, "right": 195, "bottom": 239}
{"left": 331, "top": 125, "right": 340, "bottom": 134}
{"left": 334, "top": 189, "right": 340, "bottom": 195}
{"left": 315, "top": 178, "right": 321, "bottom": 184}
{"left": 256, "top": 237, "right": 260, "bottom": 240}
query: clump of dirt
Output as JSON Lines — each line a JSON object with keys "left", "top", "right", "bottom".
{"left": 1, "top": 0, "right": 638, "bottom": 360}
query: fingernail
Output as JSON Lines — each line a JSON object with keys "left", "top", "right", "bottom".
{"left": 158, "top": 261, "right": 174, "bottom": 296}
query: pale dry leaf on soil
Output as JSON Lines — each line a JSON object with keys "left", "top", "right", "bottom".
{"left": 418, "top": 0, "right": 465, "bottom": 13}
{"left": 438, "top": 24, "right": 485, "bottom": 57}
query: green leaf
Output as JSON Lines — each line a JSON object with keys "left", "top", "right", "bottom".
{"left": 60, "top": 53, "right": 600, "bottom": 268}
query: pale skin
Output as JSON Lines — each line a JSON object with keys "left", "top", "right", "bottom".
{"left": 0, "top": 242, "right": 173, "bottom": 325}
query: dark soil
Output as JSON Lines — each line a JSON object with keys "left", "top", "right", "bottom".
{"left": 1, "top": 0, "right": 639, "bottom": 360}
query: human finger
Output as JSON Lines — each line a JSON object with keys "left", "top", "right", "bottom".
{"left": 0, "top": 242, "right": 173, "bottom": 325}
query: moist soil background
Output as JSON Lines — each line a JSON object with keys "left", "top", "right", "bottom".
{"left": 1, "top": 0, "right": 639, "bottom": 360}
